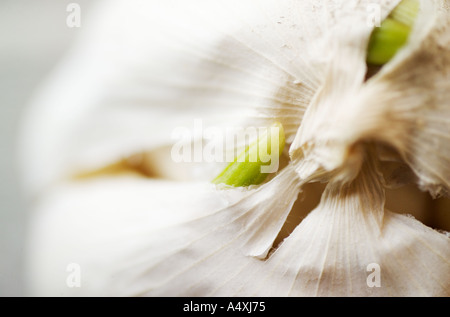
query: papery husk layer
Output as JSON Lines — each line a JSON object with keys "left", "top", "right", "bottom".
{"left": 290, "top": 0, "right": 450, "bottom": 198}
{"left": 28, "top": 157, "right": 448, "bottom": 296}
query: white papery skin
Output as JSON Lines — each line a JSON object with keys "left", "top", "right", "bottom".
{"left": 20, "top": 0, "right": 450, "bottom": 296}
{"left": 20, "top": 0, "right": 327, "bottom": 196}
{"left": 108, "top": 156, "right": 449, "bottom": 297}
{"left": 291, "top": 0, "right": 450, "bottom": 196}
{"left": 26, "top": 176, "right": 247, "bottom": 296}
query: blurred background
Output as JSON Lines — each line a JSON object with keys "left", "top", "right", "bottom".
{"left": 0, "top": 0, "right": 97, "bottom": 296}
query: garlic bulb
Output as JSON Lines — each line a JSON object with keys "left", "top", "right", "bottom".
{"left": 20, "top": 0, "right": 450, "bottom": 296}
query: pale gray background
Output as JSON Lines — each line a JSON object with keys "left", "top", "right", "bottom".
{"left": 0, "top": 0, "right": 97, "bottom": 296}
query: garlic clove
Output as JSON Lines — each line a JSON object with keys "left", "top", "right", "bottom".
{"left": 20, "top": 0, "right": 336, "bottom": 197}
{"left": 25, "top": 174, "right": 248, "bottom": 296}
{"left": 25, "top": 162, "right": 302, "bottom": 296}
{"left": 90, "top": 156, "right": 448, "bottom": 296}
{"left": 261, "top": 156, "right": 450, "bottom": 296}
